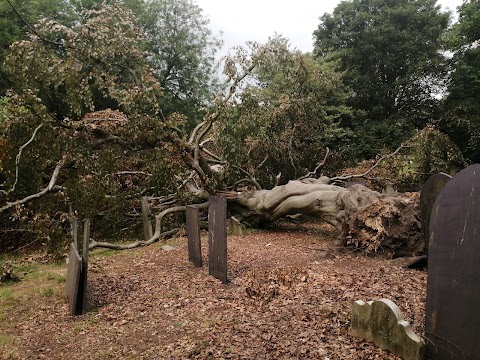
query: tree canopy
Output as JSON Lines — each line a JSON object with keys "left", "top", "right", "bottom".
{"left": 142, "top": 0, "right": 222, "bottom": 128}
{"left": 440, "top": 0, "right": 480, "bottom": 163}
{"left": 313, "top": 0, "right": 450, "bottom": 158}
{"left": 215, "top": 37, "right": 353, "bottom": 187}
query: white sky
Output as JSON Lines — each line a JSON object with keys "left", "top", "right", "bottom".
{"left": 196, "top": 0, "right": 464, "bottom": 55}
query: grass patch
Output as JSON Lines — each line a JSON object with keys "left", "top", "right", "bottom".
{"left": 0, "top": 334, "right": 14, "bottom": 346}
{"left": 0, "top": 288, "right": 13, "bottom": 300}
{"left": 42, "top": 287, "right": 55, "bottom": 297}
{"left": 14, "top": 264, "right": 37, "bottom": 274}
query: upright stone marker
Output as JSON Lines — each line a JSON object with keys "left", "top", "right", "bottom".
{"left": 227, "top": 216, "right": 244, "bottom": 236}
{"left": 79, "top": 219, "right": 90, "bottom": 314}
{"left": 419, "top": 172, "right": 451, "bottom": 255}
{"left": 66, "top": 218, "right": 90, "bottom": 316}
{"left": 186, "top": 205, "right": 202, "bottom": 267}
{"left": 426, "top": 164, "right": 480, "bottom": 359}
{"left": 208, "top": 196, "right": 227, "bottom": 284}
{"left": 351, "top": 299, "right": 425, "bottom": 360}
{"left": 66, "top": 242, "right": 82, "bottom": 316}
{"left": 141, "top": 196, "right": 153, "bottom": 240}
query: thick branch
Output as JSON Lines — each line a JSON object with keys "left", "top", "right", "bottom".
{"left": 331, "top": 143, "right": 409, "bottom": 182}
{"left": 7, "top": 124, "right": 44, "bottom": 194}
{"left": 89, "top": 201, "right": 209, "bottom": 250}
{"left": 89, "top": 229, "right": 179, "bottom": 250}
{"left": 298, "top": 147, "right": 330, "bottom": 180}
{"left": 0, "top": 159, "right": 64, "bottom": 213}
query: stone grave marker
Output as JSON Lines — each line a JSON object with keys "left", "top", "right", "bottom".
{"left": 141, "top": 196, "right": 153, "bottom": 240}
{"left": 66, "top": 242, "right": 83, "bottom": 316}
{"left": 426, "top": 164, "right": 480, "bottom": 359}
{"left": 66, "top": 218, "right": 90, "bottom": 316}
{"left": 186, "top": 205, "right": 202, "bottom": 267}
{"left": 227, "top": 216, "right": 244, "bottom": 237}
{"left": 419, "top": 172, "right": 451, "bottom": 255}
{"left": 208, "top": 196, "right": 227, "bottom": 284}
{"left": 79, "top": 219, "right": 90, "bottom": 314}
{"left": 351, "top": 299, "right": 425, "bottom": 360}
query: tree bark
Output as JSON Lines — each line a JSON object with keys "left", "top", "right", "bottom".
{"left": 225, "top": 179, "right": 421, "bottom": 258}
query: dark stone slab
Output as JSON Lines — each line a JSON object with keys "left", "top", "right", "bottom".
{"left": 426, "top": 164, "right": 480, "bottom": 359}
{"left": 66, "top": 242, "right": 82, "bottom": 316}
{"left": 208, "top": 196, "right": 227, "bottom": 284}
{"left": 79, "top": 219, "right": 90, "bottom": 314}
{"left": 420, "top": 172, "right": 451, "bottom": 255}
{"left": 186, "top": 205, "right": 202, "bottom": 267}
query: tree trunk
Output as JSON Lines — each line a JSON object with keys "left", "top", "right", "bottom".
{"left": 225, "top": 179, "right": 422, "bottom": 258}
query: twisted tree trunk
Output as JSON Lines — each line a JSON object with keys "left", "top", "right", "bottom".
{"left": 224, "top": 179, "right": 422, "bottom": 258}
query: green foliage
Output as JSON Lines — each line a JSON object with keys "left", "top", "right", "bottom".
{"left": 379, "top": 126, "right": 465, "bottom": 191}
{"left": 313, "top": 0, "right": 450, "bottom": 159}
{"left": 142, "top": 0, "right": 222, "bottom": 128}
{"left": 5, "top": 5, "right": 162, "bottom": 119}
{"left": 0, "top": 5, "right": 184, "bottom": 252}
{"left": 440, "top": 0, "right": 480, "bottom": 163}
{"left": 215, "top": 37, "right": 353, "bottom": 187}
{"left": 0, "top": 0, "right": 73, "bottom": 94}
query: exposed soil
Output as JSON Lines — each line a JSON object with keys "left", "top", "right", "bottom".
{"left": 0, "top": 223, "right": 426, "bottom": 359}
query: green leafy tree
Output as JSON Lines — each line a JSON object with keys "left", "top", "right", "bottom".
{"left": 215, "top": 38, "right": 353, "bottom": 187}
{"left": 440, "top": 0, "right": 480, "bottom": 162}
{"left": 313, "top": 0, "right": 450, "bottom": 158}
{"left": 0, "top": 0, "right": 73, "bottom": 93}
{"left": 142, "top": 0, "right": 222, "bottom": 128}
{"left": 1, "top": 5, "right": 183, "bottom": 252}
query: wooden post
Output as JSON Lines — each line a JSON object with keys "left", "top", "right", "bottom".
{"left": 186, "top": 206, "right": 202, "bottom": 267}
{"left": 141, "top": 196, "right": 153, "bottom": 240}
{"left": 208, "top": 196, "right": 227, "bottom": 284}
{"left": 80, "top": 219, "right": 90, "bottom": 313}
{"left": 72, "top": 217, "right": 79, "bottom": 250}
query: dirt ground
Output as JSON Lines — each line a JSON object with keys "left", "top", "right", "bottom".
{"left": 0, "top": 223, "right": 426, "bottom": 359}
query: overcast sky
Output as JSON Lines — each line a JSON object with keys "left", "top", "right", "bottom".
{"left": 196, "top": 0, "right": 464, "bottom": 55}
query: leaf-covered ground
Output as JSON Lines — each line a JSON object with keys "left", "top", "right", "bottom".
{"left": 0, "top": 223, "right": 426, "bottom": 359}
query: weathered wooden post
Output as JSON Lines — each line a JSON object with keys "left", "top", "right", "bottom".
{"left": 66, "top": 218, "right": 91, "bottom": 316}
{"left": 208, "top": 196, "right": 227, "bottom": 284}
{"left": 79, "top": 219, "right": 90, "bottom": 314}
{"left": 141, "top": 196, "right": 153, "bottom": 240}
{"left": 186, "top": 205, "right": 202, "bottom": 267}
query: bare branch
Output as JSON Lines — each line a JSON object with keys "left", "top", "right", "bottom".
{"left": 115, "top": 171, "right": 153, "bottom": 177}
{"left": 89, "top": 229, "right": 180, "bottom": 250}
{"left": 256, "top": 155, "right": 269, "bottom": 171}
{"left": 0, "top": 159, "right": 64, "bottom": 213}
{"left": 7, "top": 124, "right": 44, "bottom": 195}
{"left": 298, "top": 147, "right": 330, "bottom": 180}
{"left": 331, "top": 143, "right": 410, "bottom": 182}
{"left": 89, "top": 201, "right": 210, "bottom": 250}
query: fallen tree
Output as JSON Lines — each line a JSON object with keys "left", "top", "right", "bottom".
{"left": 172, "top": 118, "right": 423, "bottom": 257}
{"left": 0, "top": 8, "right": 430, "bottom": 257}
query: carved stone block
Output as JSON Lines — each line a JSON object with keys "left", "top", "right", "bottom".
{"left": 351, "top": 299, "right": 425, "bottom": 360}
